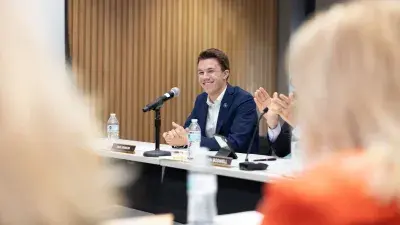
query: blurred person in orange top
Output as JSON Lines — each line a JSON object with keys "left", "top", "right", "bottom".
{"left": 259, "top": 0, "right": 400, "bottom": 224}
{"left": 0, "top": 1, "right": 120, "bottom": 224}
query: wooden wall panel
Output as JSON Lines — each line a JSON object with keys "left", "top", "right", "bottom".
{"left": 68, "top": 0, "right": 277, "bottom": 142}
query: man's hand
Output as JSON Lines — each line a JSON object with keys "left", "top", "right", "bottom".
{"left": 254, "top": 87, "right": 273, "bottom": 113}
{"left": 272, "top": 93, "right": 296, "bottom": 127}
{"left": 162, "top": 122, "right": 189, "bottom": 146}
{"left": 254, "top": 88, "right": 280, "bottom": 129}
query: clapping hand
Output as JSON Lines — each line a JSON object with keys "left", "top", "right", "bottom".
{"left": 254, "top": 88, "right": 280, "bottom": 129}
{"left": 254, "top": 87, "right": 273, "bottom": 113}
{"left": 162, "top": 122, "right": 189, "bottom": 146}
{"left": 271, "top": 93, "right": 296, "bottom": 127}
{"left": 254, "top": 87, "right": 296, "bottom": 128}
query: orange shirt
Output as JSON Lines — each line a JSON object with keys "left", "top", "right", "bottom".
{"left": 258, "top": 158, "right": 400, "bottom": 225}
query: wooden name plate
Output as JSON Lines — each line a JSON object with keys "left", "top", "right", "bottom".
{"left": 208, "top": 155, "right": 232, "bottom": 167}
{"left": 111, "top": 143, "right": 136, "bottom": 154}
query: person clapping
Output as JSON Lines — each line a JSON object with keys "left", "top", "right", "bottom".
{"left": 253, "top": 87, "right": 295, "bottom": 157}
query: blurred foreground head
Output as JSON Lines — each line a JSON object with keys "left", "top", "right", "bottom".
{"left": 288, "top": 0, "right": 400, "bottom": 199}
{"left": 0, "top": 1, "right": 116, "bottom": 224}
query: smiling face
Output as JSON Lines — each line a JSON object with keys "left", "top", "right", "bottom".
{"left": 197, "top": 58, "right": 229, "bottom": 99}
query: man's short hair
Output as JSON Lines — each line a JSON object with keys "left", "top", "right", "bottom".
{"left": 197, "top": 48, "right": 230, "bottom": 71}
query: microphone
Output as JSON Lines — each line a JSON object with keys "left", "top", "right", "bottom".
{"left": 239, "top": 107, "right": 269, "bottom": 171}
{"left": 142, "top": 87, "right": 180, "bottom": 112}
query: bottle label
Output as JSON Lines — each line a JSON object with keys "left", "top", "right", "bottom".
{"left": 107, "top": 125, "right": 119, "bottom": 133}
{"left": 188, "top": 131, "right": 201, "bottom": 142}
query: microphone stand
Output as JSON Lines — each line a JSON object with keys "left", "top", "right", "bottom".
{"left": 239, "top": 108, "right": 269, "bottom": 171}
{"left": 143, "top": 104, "right": 171, "bottom": 157}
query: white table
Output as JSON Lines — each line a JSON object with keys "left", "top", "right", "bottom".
{"left": 95, "top": 139, "right": 293, "bottom": 224}
{"left": 95, "top": 139, "right": 171, "bottom": 165}
{"left": 216, "top": 211, "right": 263, "bottom": 225}
{"left": 95, "top": 139, "right": 295, "bottom": 182}
{"left": 101, "top": 209, "right": 263, "bottom": 225}
{"left": 102, "top": 208, "right": 262, "bottom": 225}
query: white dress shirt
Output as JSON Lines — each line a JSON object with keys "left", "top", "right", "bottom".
{"left": 267, "top": 122, "right": 282, "bottom": 142}
{"left": 205, "top": 87, "right": 227, "bottom": 139}
{"left": 268, "top": 121, "right": 300, "bottom": 143}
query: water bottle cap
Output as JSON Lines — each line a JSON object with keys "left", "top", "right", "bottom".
{"left": 110, "top": 113, "right": 116, "bottom": 116}
{"left": 191, "top": 119, "right": 198, "bottom": 123}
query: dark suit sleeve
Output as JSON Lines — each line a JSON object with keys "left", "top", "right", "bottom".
{"left": 269, "top": 122, "right": 292, "bottom": 157}
{"left": 224, "top": 96, "right": 258, "bottom": 152}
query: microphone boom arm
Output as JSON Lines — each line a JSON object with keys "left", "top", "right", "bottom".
{"left": 239, "top": 107, "right": 269, "bottom": 171}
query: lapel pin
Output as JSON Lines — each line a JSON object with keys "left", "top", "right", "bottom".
{"left": 223, "top": 103, "right": 228, "bottom": 108}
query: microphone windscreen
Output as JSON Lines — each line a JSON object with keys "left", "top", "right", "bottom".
{"left": 171, "top": 87, "right": 180, "bottom": 97}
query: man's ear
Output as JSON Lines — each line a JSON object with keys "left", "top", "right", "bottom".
{"left": 223, "top": 70, "right": 230, "bottom": 80}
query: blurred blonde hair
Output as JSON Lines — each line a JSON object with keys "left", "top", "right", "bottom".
{"left": 0, "top": 1, "right": 116, "bottom": 224}
{"left": 288, "top": 0, "right": 400, "bottom": 200}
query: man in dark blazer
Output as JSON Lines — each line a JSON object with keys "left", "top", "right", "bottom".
{"left": 163, "top": 48, "right": 259, "bottom": 153}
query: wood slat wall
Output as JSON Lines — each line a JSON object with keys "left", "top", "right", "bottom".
{"left": 68, "top": 0, "right": 277, "bottom": 142}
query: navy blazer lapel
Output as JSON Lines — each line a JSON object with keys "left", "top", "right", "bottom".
{"left": 216, "top": 85, "right": 234, "bottom": 134}
{"left": 198, "top": 96, "right": 209, "bottom": 137}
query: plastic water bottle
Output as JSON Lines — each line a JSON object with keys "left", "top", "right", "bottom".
{"left": 107, "top": 113, "right": 119, "bottom": 141}
{"left": 187, "top": 119, "right": 201, "bottom": 160}
{"left": 187, "top": 147, "right": 217, "bottom": 225}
